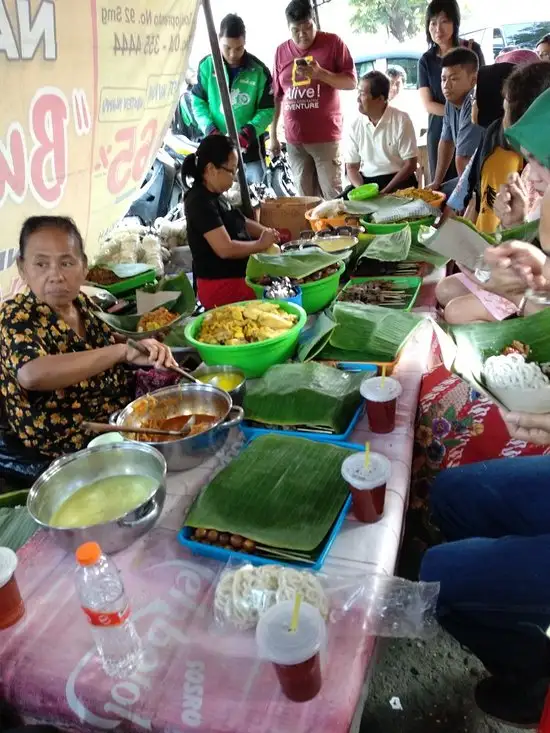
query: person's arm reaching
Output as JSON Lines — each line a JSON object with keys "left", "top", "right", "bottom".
{"left": 381, "top": 158, "right": 418, "bottom": 194}
{"left": 455, "top": 154, "right": 472, "bottom": 178}
{"left": 431, "top": 140, "right": 455, "bottom": 188}
{"left": 191, "top": 58, "right": 217, "bottom": 135}
{"left": 307, "top": 59, "right": 355, "bottom": 90}
{"left": 346, "top": 163, "right": 364, "bottom": 189}
{"left": 455, "top": 100, "right": 483, "bottom": 179}
{"left": 205, "top": 226, "right": 279, "bottom": 259}
{"left": 16, "top": 341, "right": 175, "bottom": 392}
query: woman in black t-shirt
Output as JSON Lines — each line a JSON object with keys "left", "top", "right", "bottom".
{"left": 418, "top": 0, "right": 484, "bottom": 181}
{"left": 182, "top": 135, "right": 279, "bottom": 310}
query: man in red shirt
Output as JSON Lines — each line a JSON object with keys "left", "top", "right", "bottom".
{"left": 270, "top": 0, "right": 356, "bottom": 199}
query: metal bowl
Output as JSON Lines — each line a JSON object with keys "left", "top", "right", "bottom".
{"left": 192, "top": 365, "right": 246, "bottom": 407}
{"left": 112, "top": 383, "right": 244, "bottom": 472}
{"left": 27, "top": 442, "right": 166, "bottom": 554}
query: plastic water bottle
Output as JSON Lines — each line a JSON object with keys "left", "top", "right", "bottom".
{"left": 75, "top": 542, "right": 142, "bottom": 678}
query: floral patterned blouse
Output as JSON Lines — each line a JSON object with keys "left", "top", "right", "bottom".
{"left": 0, "top": 291, "right": 134, "bottom": 458}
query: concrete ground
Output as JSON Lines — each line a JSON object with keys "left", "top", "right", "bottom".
{"left": 360, "top": 631, "right": 524, "bottom": 733}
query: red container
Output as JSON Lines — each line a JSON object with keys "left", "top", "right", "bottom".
{"left": 341, "top": 452, "right": 392, "bottom": 524}
{"left": 256, "top": 601, "right": 326, "bottom": 703}
{"left": 274, "top": 652, "right": 322, "bottom": 702}
{"left": 350, "top": 482, "right": 387, "bottom": 523}
{"left": 360, "top": 377, "right": 402, "bottom": 434}
{"left": 0, "top": 548, "right": 25, "bottom": 630}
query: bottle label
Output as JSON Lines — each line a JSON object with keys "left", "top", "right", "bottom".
{"left": 82, "top": 606, "right": 131, "bottom": 627}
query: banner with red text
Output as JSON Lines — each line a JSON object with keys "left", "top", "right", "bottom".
{"left": 0, "top": 0, "right": 200, "bottom": 300}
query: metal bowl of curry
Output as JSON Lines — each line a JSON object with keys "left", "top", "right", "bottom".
{"left": 111, "top": 383, "right": 244, "bottom": 472}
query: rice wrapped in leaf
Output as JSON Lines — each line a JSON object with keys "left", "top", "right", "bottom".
{"left": 327, "top": 302, "right": 423, "bottom": 361}
{"left": 244, "top": 363, "right": 364, "bottom": 432}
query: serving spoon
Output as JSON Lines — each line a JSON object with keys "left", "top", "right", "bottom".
{"left": 82, "top": 416, "right": 196, "bottom": 439}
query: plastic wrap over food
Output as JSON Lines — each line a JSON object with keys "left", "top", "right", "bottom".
{"left": 213, "top": 560, "right": 439, "bottom": 640}
{"left": 139, "top": 233, "right": 164, "bottom": 276}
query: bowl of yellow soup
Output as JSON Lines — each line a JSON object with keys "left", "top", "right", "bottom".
{"left": 27, "top": 442, "right": 166, "bottom": 554}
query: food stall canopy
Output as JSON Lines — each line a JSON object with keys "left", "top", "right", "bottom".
{"left": 0, "top": 0, "right": 201, "bottom": 300}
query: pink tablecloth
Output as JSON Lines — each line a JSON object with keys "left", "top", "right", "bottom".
{"left": 0, "top": 322, "right": 436, "bottom": 733}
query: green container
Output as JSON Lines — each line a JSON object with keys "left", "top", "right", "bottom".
{"left": 184, "top": 301, "right": 308, "bottom": 378}
{"left": 361, "top": 216, "right": 435, "bottom": 246}
{"left": 341, "top": 276, "right": 423, "bottom": 312}
{"left": 245, "top": 262, "right": 345, "bottom": 314}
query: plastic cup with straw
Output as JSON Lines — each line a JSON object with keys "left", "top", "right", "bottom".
{"left": 256, "top": 595, "right": 326, "bottom": 702}
{"left": 360, "top": 367, "right": 402, "bottom": 434}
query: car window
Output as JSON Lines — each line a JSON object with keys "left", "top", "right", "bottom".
{"left": 355, "top": 60, "right": 374, "bottom": 79}
{"left": 387, "top": 57, "right": 418, "bottom": 89}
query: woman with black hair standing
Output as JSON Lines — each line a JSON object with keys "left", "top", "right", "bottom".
{"left": 182, "top": 135, "right": 280, "bottom": 310}
{"left": 418, "top": 0, "right": 484, "bottom": 181}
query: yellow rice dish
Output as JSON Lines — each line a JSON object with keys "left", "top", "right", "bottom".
{"left": 197, "top": 303, "right": 297, "bottom": 345}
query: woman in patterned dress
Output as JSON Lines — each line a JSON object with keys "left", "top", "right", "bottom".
{"left": 0, "top": 216, "right": 177, "bottom": 458}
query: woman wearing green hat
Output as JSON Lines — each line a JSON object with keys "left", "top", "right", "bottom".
{"left": 420, "top": 89, "right": 550, "bottom": 728}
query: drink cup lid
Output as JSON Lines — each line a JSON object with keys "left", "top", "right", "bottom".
{"left": 360, "top": 376, "right": 402, "bottom": 403}
{"left": 341, "top": 452, "right": 392, "bottom": 491}
{"left": 256, "top": 601, "right": 326, "bottom": 666}
{"left": 0, "top": 547, "right": 18, "bottom": 589}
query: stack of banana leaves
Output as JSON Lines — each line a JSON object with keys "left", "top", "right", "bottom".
{"left": 184, "top": 434, "right": 355, "bottom": 564}
{"left": 244, "top": 362, "right": 364, "bottom": 433}
{"left": 298, "top": 302, "right": 424, "bottom": 363}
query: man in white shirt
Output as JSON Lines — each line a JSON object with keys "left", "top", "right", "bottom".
{"left": 345, "top": 71, "right": 418, "bottom": 194}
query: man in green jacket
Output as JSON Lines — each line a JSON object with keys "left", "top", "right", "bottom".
{"left": 191, "top": 14, "right": 274, "bottom": 184}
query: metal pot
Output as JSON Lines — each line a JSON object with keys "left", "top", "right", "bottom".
{"left": 111, "top": 383, "right": 244, "bottom": 472}
{"left": 191, "top": 365, "right": 246, "bottom": 407}
{"left": 27, "top": 442, "right": 166, "bottom": 554}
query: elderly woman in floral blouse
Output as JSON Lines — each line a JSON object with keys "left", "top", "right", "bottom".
{"left": 0, "top": 216, "right": 177, "bottom": 458}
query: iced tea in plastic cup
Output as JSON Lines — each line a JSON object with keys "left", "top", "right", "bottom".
{"left": 341, "top": 452, "right": 392, "bottom": 523}
{"left": 360, "top": 376, "right": 402, "bottom": 434}
{"left": 256, "top": 600, "right": 326, "bottom": 702}
{"left": 0, "top": 547, "right": 25, "bottom": 629}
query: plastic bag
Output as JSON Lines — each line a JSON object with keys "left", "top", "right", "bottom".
{"left": 139, "top": 233, "right": 164, "bottom": 276}
{"left": 213, "top": 559, "right": 439, "bottom": 640}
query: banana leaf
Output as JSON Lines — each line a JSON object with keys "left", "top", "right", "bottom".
{"left": 244, "top": 363, "right": 364, "bottom": 432}
{"left": 94, "top": 275, "right": 195, "bottom": 336}
{"left": 297, "top": 310, "right": 337, "bottom": 362}
{"left": 454, "top": 216, "right": 540, "bottom": 245}
{"left": 407, "top": 242, "right": 450, "bottom": 267}
{"left": 449, "top": 309, "right": 550, "bottom": 412}
{"left": 0, "top": 506, "right": 37, "bottom": 551}
{"left": 246, "top": 251, "right": 346, "bottom": 281}
{"left": 358, "top": 225, "right": 412, "bottom": 262}
{"left": 92, "top": 263, "right": 152, "bottom": 278}
{"left": 328, "top": 302, "right": 423, "bottom": 361}
{"left": 185, "top": 435, "right": 353, "bottom": 551}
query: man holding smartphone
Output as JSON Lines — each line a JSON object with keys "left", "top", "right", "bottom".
{"left": 271, "top": 0, "right": 356, "bottom": 199}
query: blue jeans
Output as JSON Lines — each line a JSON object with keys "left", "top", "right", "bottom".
{"left": 420, "top": 456, "right": 550, "bottom": 680}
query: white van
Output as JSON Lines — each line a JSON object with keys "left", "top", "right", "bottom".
{"left": 461, "top": 19, "right": 550, "bottom": 61}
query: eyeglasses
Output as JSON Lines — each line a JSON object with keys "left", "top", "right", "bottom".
{"left": 219, "top": 165, "right": 238, "bottom": 177}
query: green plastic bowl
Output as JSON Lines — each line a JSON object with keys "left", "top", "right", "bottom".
{"left": 184, "top": 300, "right": 308, "bottom": 378}
{"left": 245, "top": 261, "right": 345, "bottom": 314}
{"left": 361, "top": 216, "right": 435, "bottom": 245}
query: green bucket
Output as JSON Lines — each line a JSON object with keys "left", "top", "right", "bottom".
{"left": 245, "top": 261, "right": 345, "bottom": 314}
{"left": 184, "top": 301, "right": 308, "bottom": 378}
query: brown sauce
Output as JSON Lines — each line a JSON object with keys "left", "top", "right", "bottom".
{"left": 159, "top": 413, "right": 217, "bottom": 438}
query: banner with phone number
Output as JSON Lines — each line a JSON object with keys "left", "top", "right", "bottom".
{"left": 0, "top": 0, "right": 200, "bottom": 300}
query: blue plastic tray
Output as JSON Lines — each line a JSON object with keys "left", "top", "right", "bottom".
{"left": 241, "top": 363, "right": 377, "bottom": 443}
{"left": 178, "top": 436, "right": 363, "bottom": 571}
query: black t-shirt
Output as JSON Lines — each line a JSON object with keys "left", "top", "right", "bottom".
{"left": 184, "top": 185, "right": 251, "bottom": 279}
{"left": 418, "top": 41, "right": 485, "bottom": 104}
